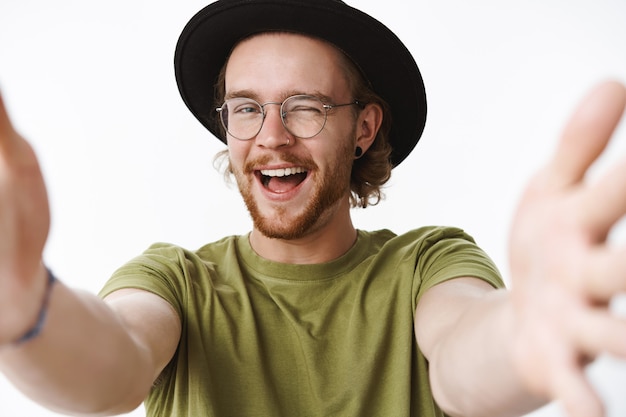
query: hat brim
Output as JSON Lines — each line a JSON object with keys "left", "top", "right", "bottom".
{"left": 174, "top": 0, "right": 427, "bottom": 167}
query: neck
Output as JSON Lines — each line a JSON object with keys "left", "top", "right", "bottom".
{"left": 249, "top": 199, "right": 357, "bottom": 264}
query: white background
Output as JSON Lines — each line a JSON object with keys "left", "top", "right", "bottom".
{"left": 1, "top": 0, "right": 625, "bottom": 416}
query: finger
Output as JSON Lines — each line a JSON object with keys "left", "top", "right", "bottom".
{"left": 547, "top": 80, "right": 626, "bottom": 189}
{"left": 579, "top": 151, "right": 626, "bottom": 239}
{"left": 582, "top": 246, "right": 626, "bottom": 299}
{"left": 0, "top": 91, "right": 15, "bottom": 133}
{"left": 570, "top": 306, "right": 626, "bottom": 358}
{"left": 0, "top": 91, "right": 19, "bottom": 153}
{"left": 552, "top": 360, "right": 604, "bottom": 417}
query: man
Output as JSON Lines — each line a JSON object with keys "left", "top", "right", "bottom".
{"left": 1, "top": 0, "right": 625, "bottom": 416}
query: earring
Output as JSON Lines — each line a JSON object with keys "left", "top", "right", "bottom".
{"left": 354, "top": 146, "right": 363, "bottom": 158}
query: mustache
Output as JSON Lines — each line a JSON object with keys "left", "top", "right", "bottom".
{"left": 243, "top": 152, "right": 318, "bottom": 174}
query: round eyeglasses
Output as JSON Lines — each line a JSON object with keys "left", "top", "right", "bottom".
{"left": 216, "top": 94, "right": 361, "bottom": 141}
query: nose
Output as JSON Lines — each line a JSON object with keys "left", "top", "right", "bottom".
{"left": 255, "top": 104, "right": 293, "bottom": 149}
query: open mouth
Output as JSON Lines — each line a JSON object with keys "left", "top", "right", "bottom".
{"left": 258, "top": 167, "right": 308, "bottom": 193}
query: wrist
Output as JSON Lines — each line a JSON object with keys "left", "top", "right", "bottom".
{"left": 13, "top": 267, "right": 57, "bottom": 345}
{"left": 0, "top": 265, "right": 58, "bottom": 347}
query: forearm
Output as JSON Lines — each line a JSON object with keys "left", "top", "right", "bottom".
{"left": 426, "top": 289, "right": 546, "bottom": 417}
{"left": 0, "top": 279, "right": 154, "bottom": 416}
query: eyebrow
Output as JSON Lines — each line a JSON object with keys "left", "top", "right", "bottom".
{"left": 224, "top": 89, "right": 260, "bottom": 101}
{"left": 224, "top": 89, "right": 334, "bottom": 103}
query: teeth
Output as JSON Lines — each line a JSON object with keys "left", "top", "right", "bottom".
{"left": 260, "top": 167, "right": 306, "bottom": 177}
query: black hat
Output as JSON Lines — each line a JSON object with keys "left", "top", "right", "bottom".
{"left": 174, "top": 0, "right": 426, "bottom": 167}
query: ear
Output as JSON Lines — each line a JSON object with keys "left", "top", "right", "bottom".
{"left": 355, "top": 103, "right": 383, "bottom": 155}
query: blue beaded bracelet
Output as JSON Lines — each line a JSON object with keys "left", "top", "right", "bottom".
{"left": 15, "top": 268, "right": 57, "bottom": 345}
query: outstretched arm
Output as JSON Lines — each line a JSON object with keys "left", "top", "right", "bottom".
{"left": 415, "top": 80, "right": 626, "bottom": 417}
{"left": 0, "top": 92, "right": 181, "bottom": 415}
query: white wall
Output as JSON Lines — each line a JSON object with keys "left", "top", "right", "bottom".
{"left": 0, "top": 0, "right": 625, "bottom": 416}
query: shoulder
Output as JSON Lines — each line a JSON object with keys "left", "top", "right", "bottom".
{"left": 356, "top": 225, "right": 495, "bottom": 283}
{"left": 362, "top": 226, "right": 479, "bottom": 255}
{"left": 99, "top": 235, "right": 245, "bottom": 309}
{"left": 120, "top": 235, "right": 243, "bottom": 271}
{"left": 362, "top": 226, "right": 504, "bottom": 298}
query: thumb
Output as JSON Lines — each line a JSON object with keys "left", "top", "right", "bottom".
{"left": 0, "top": 91, "right": 21, "bottom": 153}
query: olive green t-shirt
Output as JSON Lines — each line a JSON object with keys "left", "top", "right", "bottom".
{"left": 99, "top": 226, "right": 504, "bottom": 416}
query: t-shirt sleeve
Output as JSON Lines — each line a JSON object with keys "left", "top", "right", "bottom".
{"left": 97, "top": 243, "right": 196, "bottom": 320}
{"left": 406, "top": 227, "right": 505, "bottom": 311}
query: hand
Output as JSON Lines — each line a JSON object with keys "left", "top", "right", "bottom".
{"left": 0, "top": 91, "right": 51, "bottom": 344}
{"left": 508, "top": 80, "right": 626, "bottom": 417}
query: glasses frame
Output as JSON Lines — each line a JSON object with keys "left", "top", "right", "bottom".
{"left": 215, "top": 94, "right": 361, "bottom": 141}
